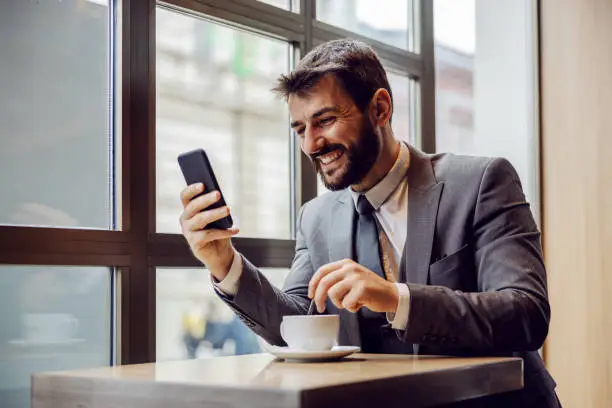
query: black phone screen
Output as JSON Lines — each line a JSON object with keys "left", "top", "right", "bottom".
{"left": 177, "top": 149, "right": 233, "bottom": 230}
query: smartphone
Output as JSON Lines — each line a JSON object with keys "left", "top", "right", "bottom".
{"left": 177, "top": 148, "right": 233, "bottom": 230}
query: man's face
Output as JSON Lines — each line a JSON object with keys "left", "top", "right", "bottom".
{"left": 288, "top": 75, "right": 380, "bottom": 191}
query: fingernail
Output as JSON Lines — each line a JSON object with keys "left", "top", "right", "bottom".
{"left": 196, "top": 183, "right": 203, "bottom": 190}
{"left": 216, "top": 191, "right": 221, "bottom": 199}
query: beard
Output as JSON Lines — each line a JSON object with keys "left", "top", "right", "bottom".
{"left": 312, "top": 119, "right": 380, "bottom": 191}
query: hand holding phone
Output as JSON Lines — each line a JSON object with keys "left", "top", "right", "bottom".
{"left": 178, "top": 149, "right": 238, "bottom": 279}
{"left": 178, "top": 148, "right": 233, "bottom": 230}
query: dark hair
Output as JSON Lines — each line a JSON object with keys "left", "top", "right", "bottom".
{"left": 272, "top": 39, "right": 393, "bottom": 116}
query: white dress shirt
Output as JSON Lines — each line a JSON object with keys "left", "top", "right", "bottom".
{"left": 347, "top": 142, "right": 410, "bottom": 329}
{"left": 214, "top": 142, "right": 412, "bottom": 330}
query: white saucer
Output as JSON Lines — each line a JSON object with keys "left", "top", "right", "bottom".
{"left": 264, "top": 345, "right": 360, "bottom": 362}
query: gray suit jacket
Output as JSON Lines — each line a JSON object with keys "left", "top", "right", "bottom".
{"left": 218, "top": 146, "right": 559, "bottom": 407}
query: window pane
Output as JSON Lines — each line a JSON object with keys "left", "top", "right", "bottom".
{"left": 316, "top": 0, "right": 411, "bottom": 50}
{"left": 257, "top": 0, "right": 295, "bottom": 11}
{"left": 387, "top": 71, "right": 411, "bottom": 144}
{"left": 434, "top": 0, "right": 539, "bottom": 219}
{"left": 156, "top": 9, "right": 292, "bottom": 239}
{"left": 156, "top": 267, "right": 290, "bottom": 361}
{"left": 0, "top": 0, "right": 111, "bottom": 229}
{"left": 0, "top": 266, "right": 111, "bottom": 408}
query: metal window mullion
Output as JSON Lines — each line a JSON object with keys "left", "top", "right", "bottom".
{"left": 0, "top": 226, "right": 132, "bottom": 266}
{"left": 303, "top": 0, "right": 314, "bottom": 51}
{"left": 289, "top": 43, "right": 299, "bottom": 239}
{"left": 295, "top": 0, "right": 318, "bottom": 209}
{"left": 159, "top": 0, "right": 305, "bottom": 43}
{"left": 121, "top": 0, "right": 157, "bottom": 365}
{"left": 148, "top": 235, "right": 296, "bottom": 268}
{"left": 417, "top": 0, "right": 435, "bottom": 153}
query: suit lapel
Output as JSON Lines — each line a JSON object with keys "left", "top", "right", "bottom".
{"left": 325, "top": 146, "right": 444, "bottom": 346}
{"left": 400, "top": 147, "right": 444, "bottom": 285}
{"left": 328, "top": 191, "right": 361, "bottom": 347}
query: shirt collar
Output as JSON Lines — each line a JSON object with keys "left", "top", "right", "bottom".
{"left": 349, "top": 141, "right": 411, "bottom": 210}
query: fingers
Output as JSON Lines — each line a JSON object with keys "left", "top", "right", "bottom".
{"left": 308, "top": 258, "right": 352, "bottom": 298}
{"left": 189, "top": 228, "right": 240, "bottom": 252}
{"left": 327, "top": 279, "right": 353, "bottom": 310}
{"left": 184, "top": 206, "right": 231, "bottom": 232}
{"left": 313, "top": 268, "right": 348, "bottom": 313}
{"left": 180, "top": 183, "right": 204, "bottom": 208}
{"left": 182, "top": 191, "right": 222, "bottom": 221}
{"left": 341, "top": 282, "right": 366, "bottom": 313}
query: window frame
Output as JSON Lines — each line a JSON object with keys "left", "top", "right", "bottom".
{"left": 0, "top": 0, "right": 435, "bottom": 364}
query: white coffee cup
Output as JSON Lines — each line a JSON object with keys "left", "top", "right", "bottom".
{"left": 280, "top": 314, "right": 339, "bottom": 351}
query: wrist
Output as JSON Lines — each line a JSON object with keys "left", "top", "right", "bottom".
{"left": 208, "top": 247, "right": 235, "bottom": 281}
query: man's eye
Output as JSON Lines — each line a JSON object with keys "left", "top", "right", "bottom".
{"left": 296, "top": 128, "right": 305, "bottom": 136}
{"left": 319, "top": 117, "right": 335, "bottom": 125}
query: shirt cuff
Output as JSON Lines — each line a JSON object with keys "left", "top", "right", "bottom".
{"left": 211, "top": 249, "right": 243, "bottom": 296}
{"left": 386, "top": 283, "right": 411, "bottom": 330}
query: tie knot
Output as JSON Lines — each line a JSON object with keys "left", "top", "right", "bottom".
{"left": 356, "top": 195, "right": 375, "bottom": 215}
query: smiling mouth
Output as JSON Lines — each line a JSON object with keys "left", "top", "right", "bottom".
{"left": 317, "top": 149, "right": 344, "bottom": 166}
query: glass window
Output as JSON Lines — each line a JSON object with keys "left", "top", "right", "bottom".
{"left": 0, "top": 266, "right": 111, "bottom": 408}
{"left": 434, "top": 0, "right": 475, "bottom": 156}
{"left": 387, "top": 71, "right": 411, "bottom": 144}
{"left": 156, "top": 267, "right": 291, "bottom": 361}
{"left": 0, "top": 0, "right": 111, "bottom": 229}
{"left": 156, "top": 8, "right": 292, "bottom": 239}
{"left": 258, "top": 0, "right": 295, "bottom": 11}
{"left": 316, "top": 0, "right": 411, "bottom": 50}
{"left": 434, "top": 0, "right": 539, "bottom": 220}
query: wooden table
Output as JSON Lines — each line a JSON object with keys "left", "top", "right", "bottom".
{"left": 32, "top": 353, "right": 523, "bottom": 408}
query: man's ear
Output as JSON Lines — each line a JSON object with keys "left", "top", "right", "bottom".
{"left": 369, "top": 88, "right": 392, "bottom": 127}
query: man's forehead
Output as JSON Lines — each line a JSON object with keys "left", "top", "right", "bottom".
{"left": 287, "top": 75, "right": 352, "bottom": 120}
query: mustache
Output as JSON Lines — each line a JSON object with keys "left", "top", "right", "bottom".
{"left": 310, "top": 144, "right": 346, "bottom": 162}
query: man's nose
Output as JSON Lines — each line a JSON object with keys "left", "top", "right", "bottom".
{"left": 301, "top": 127, "right": 324, "bottom": 156}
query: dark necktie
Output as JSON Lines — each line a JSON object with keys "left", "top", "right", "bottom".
{"left": 355, "top": 195, "right": 385, "bottom": 279}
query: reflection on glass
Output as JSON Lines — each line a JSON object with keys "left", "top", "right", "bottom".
{"left": 156, "top": 267, "right": 290, "bottom": 361}
{"left": 316, "top": 0, "right": 410, "bottom": 50}
{"left": 0, "top": 266, "right": 110, "bottom": 408}
{"left": 156, "top": 8, "right": 292, "bottom": 239}
{"left": 0, "top": 0, "right": 111, "bottom": 229}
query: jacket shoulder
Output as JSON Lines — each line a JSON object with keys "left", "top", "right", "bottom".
{"left": 430, "top": 152, "right": 497, "bottom": 184}
{"left": 432, "top": 153, "right": 522, "bottom": 189}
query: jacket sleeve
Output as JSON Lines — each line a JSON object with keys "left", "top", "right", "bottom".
{"left": 402, "top": 158, "right": 550, "bottom": 352}
{"left": 215, "top": 204, "right": 314, "bottom": 346}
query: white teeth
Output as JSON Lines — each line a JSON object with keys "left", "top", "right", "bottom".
{"left": 319, "top": 150, "right": 342, "bottom": 165}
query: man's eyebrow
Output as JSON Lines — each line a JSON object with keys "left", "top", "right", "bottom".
{"left": 290, "top": 106, "right": 341, "bottom": 128}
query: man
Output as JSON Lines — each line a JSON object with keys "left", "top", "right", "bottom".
{"left": 179, "top": 39, "right": 559, "bottom": 407}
